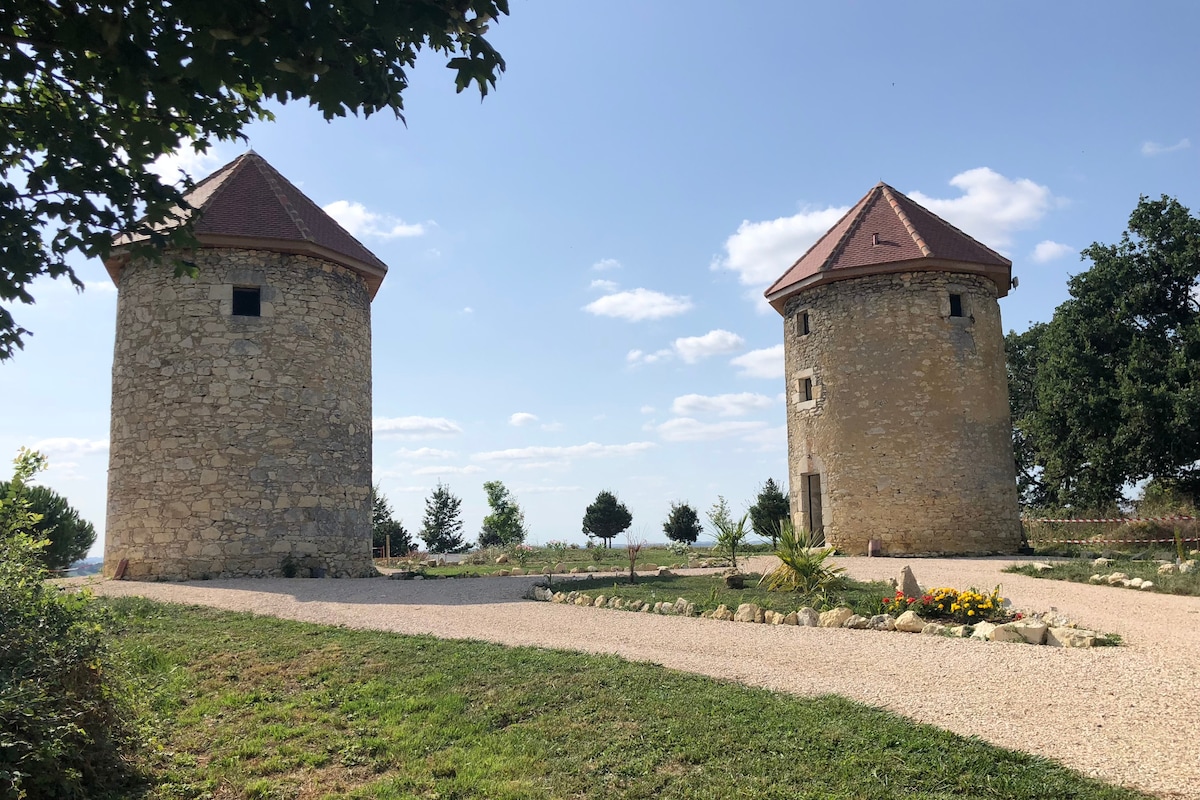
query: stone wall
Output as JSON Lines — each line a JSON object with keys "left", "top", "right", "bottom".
{"left": 783, "top": 271, "right": 1021, "bottom": 555}
{"left": 104, "top": 248, "right": 376, "bottom": 579}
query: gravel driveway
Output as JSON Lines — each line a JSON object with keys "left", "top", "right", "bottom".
{"left": 91, "top": 556, "right": 1200, "bottom": 799}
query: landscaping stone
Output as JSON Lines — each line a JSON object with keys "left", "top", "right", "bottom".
{"left": 1047, "top": 627, "right": 1097, "bottom": 648}
{"left": 1089, "top": 574, "right": 1103, "bottom": 583}
{"left": 497, "top": 569, "right": 510, "bottom": 577}
{"left": 797, "top": 607, "right": 820, "bottom": 627}
{"left": 570, "top": 567, "right": 580, "bottom": 574}
{"left": 990, "top": 624, "right": 1026, "bottom": 644}
{"left": 921, "top": 622, "right": 947, "bottom": 636}
{"left": 899, "top": 566, "right": 921, "bottom": 598}
{"left": 1030, "top": 562, "right": 1054, "bottom": 572}
{"left": 712, "top": 604, "right": 734, "bottom": 621}
{"left": 947, "top": 625, "right": 969, "bottom": 637}
{"left": 1009, "top": 619, "right": 1048, "bottom": 645}
{"left": 844, "top": 614, "right": 870, "bottom": 629}
{"left": 734, "top": 603, "right": 760, "bottom": 623}
{"left": 1180, "top": 560, "right": 1196, "bottom": 574}
{"left": 574, "top": 595, "right": 592, "bottom": 606}
{"left": 783, "top": 611, "right": 799, "bottom": 625}
{"left": 1158, "top": 563, "right": 1177, "bottom": 575}
{"left": 495, "top": 554, "right": 509, "bottom": 564}
{"left": 894, "top": 610, "right": 926, "bottom": 633}
{"left": 1139, "top": 581, "right": 1155, "bottom": 590}
{"left": 754, "top": 607, "right": 767, "bottom": 624}
{"left": 553, "top": 562, "right": 564, "bottom": 573}
{"left": 970, "top": 621, "right": 997, "bottom": 640}
{"left": 1092, "top": 557, "right": 1113, "bottom": 567}
{"left": 586, "top": 565, "right": 597, "bottom": 573}
{"left": 658, "top": 567, "right": 673, "bottom": 577}
{"left": 724, "top": 573, "right": 745, "bottom": 589}
{"left": 819, "top": 607, "right": 855, "bottom": 628}
{"left": 869, "top": 614, "right": 896, "bottom": 631}
{"left": 1105, "top": 572, "right": 1129, "bottom": 585}
{"left": 764, "top": 610, "right": 783, "bottom": 625}
{"left": 511, "top": 567, "right": 525, "bottom": 576}
{"left": 672, "top": 598, "right": 689, "bottom": 616}
{"left": 593, "top": 594, "right": 607, "bottom": 608}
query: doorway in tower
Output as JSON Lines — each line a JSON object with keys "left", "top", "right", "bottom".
{"left": 801, "top": 472, "right": 824, "bottom": 545}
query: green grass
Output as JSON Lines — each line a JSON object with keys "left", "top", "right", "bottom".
{"left": 1005, "top": 557, "right": 1200, "bottom": 596}
{"left": 383, "top": 545, "right": 704, "bottom": 578}
{"left": 107, "top": 598, "right": 1146, "bottom": 799}
{"left": 547, "top": 572, "right": 893, "bottom": 616}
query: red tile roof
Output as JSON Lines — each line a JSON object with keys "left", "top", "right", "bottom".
{"left": 764, "top": 182, "right": 1011, "bottom": 314}
{"left": 108, "top": 152, "right": 388, "bottom": 298}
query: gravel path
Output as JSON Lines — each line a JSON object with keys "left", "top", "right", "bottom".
{"left": 90, "top": 556, "right": 1200, "bottom": 799}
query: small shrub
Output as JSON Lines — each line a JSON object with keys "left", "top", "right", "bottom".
{"left": 762, "top": 521, "right": 846, "bottom": 597}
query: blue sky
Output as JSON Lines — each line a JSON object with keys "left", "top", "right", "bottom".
{"left": 3, "top": 2, "right": 1197, "bottom": 556}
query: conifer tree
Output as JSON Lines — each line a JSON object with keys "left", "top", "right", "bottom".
{"left": 420, "top": 482, "right": 467, "bottom": 553}
{"left": 748, "top": 478, "right": 791, "bottom": 547}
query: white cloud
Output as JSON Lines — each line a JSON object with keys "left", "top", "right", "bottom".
{"left": 673, "top": 329, "right": 746, "bottom": 363}
{"left": 592, "top": 258, "right": 621, "bottom": 271}
{"left": 730, "top": 344, "right": 784, "bottom": 379}
{"left": 412, "top": 464, "right": 484, "bottom": 476}
{"left": 714, "top": 206, "right": 850, "bottom": 289}
{"left": 671, "top": 392, "right": 777, "bottom": 417}
{"left": 474, "top": 442, "right": 656, "bottom": 462}
{"left": 148, "top": 141, "right": 226, "bottom": 184}
{"left": 393, "top": 447, "right": 456, "bottom": 459}
{"left": 509, "top": 412, "right": 539, "bottom": 427}
{"left": 461, "top": 307, "right": 474, "bottom": 314}
{"left": 540, "top": 422, "right": 565, "bottom": 432}
{"left": 739, "top": 425, "right": 788, "bottom": 451}
{"left": 30, "top": 437, "right": 108, "bottom": 458}
{"left": 626, "top": 348, "right": 673, "bottom": 366}
{"left": 907, "top": 168, "right": 1054, "bottom": 248}
{"left": 373, "top": 416, "right": 463, "bottom": 439}
{"left": 584, "top": 288, "right": 693, "bottom": 321}
{"left": 640, "top": 405, "right": 656, "bottom": 414}
{"left": 322, "top": 200, "right": 426, "bottom": 239}
{"left": 1141, "top": 138, "right": 1191, "bottom": 157}
{"left": 654, "top": 417, "right": 768, "bottom": 442}
{"left": 1031, "top": 240, "right": 1075, "bottom": 264}
{"left": 589, "top": 279, "right": 619, "bottom": 292}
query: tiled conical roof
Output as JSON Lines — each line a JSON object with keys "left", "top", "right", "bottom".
{"left": 108, "top": 152, "right": 388, "bottom": 298}
{"left": 764, "top": 182, "right": 1011, "bottom": 314}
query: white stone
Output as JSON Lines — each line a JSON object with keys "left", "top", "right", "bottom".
{"left": 1105, "top": 572, "right": 1128, "bottom": 585}
{"left": 797, "top": 607, "right": 820, "bottom": 627}
{"left": 899, "top": 566, "right": 921, "bottom": 599}
{"left": 1046, "top": 627, "right": 1097, "bottom": 648}
{"left": 894, "top": 610, "right": 926, "bottom": 633}
{"left": 1008, "top": 619, "right": 1048, "bottom": 645}
{"left": 843, "top": 614, "right": 870, "bottom": 629}
{"left": 970, "top": 621, "right": 997, "bottom": 640}
{"left": 734, "top": 603, "right": 760, "bottom": 623}
{"left": 819, "top": 607, "right": 855, "bottom": 628}
{"left": 989, "top": 624, "right": 1027, "bottom": 644}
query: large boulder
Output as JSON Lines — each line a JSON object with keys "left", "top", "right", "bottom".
{"left": 495, "top": 554, "right": 509, "bottom": 564}
{"left": 1008, "top": 619, "right": 1048, "bottom": 645}
{"left": 1046, "top": 627, "right": 1097, "bottom": 648}
{"left": 898, "top": 566, "right": 921, "bottom": 599}
{"left": 818, "top": 607, "right": 854, "bottom": 628}
{"left": 894, "top": 610, "right": 926, "bottom": 633}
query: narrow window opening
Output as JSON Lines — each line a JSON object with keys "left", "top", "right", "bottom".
{"left": 802, "top": 377, "right": 813, "bottom": 402}
{"left": 948, "top": 293, "right": 963, "bottom": 318}
{"left": 232, "top": 286, "right": 261, "bottom": 317}
{"left": 800, "top": 311, "right": 810, "bottom": 336}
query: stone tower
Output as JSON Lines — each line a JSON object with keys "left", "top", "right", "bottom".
{"left": 103, "top": 152, "right": 386, "bottom": 579}
{"left": 764, "top": 182, "right": 1020, "bottom": 555}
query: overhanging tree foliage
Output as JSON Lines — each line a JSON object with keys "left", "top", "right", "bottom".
{"left": 0, "top": 0, "right": 508, "bottom": 359}
{"left": 478, "top": 480, "right": 526, "bottom": 548}
{"left": 581, "top": 490, "right": 631, "bottom": 547}
{"left": 419, "top": 481, "right": 467, "bottom": 554}
{"left": 661, "top": 501, "right": 701, "bottom": 544}
{"left": 1008, "top": 195, "right": 1200, "bottom": 508}
{"left": 748, "top": 478, "right": 790, "bottom": 547}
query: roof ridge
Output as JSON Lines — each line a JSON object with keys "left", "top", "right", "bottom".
{"left": 889, "top": 185, "right": 1010, "bottom": 264}
{"left": 246, "top": 153, "right": 315, "bottom": 243}
{"left": 880, "top": 183, "right": 932, "bottom": 257}
{"left": 191, "top": 153, "right": 252, "bottom": 215}
{"left": 820, "top": 186, "right": 880, "bottom": 272}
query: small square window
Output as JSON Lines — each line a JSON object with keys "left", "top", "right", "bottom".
{"left": 232, "top": 286, "right": 261, "bottom": 317}
{"left": 801, "top": 377, "right": 813, "bottom": 402}
{"left": 949, "top": 293, "right": 964, "bottom": 318}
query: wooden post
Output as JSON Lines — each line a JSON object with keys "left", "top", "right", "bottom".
{"left": 385, "top": 534, "right": 391, "bottom": 565}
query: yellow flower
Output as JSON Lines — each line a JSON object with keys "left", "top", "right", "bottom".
{"left": 967, "top": 610, "right": 975, "bottom": 616}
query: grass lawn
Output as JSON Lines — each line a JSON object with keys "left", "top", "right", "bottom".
{"left": 547, "top": 572, "right": 895, "bottom": 617}
{"left": 381, "top": 545, "right": 763, "bottom": 578}
{"left": 1005, "top": 557, "right": 1200, "bottom": 596}
{"left": 109, "top": 598, "right": 1146, "bottom": 799}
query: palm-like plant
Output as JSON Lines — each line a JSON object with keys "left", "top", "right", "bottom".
{"left": 713, "top": 513, "right": 749, "bottom": 570}
{"left": 762, "top": 519, "right": 846, "bottom": 596}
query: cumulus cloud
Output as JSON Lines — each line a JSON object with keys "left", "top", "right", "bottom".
{"left": 584, "top": 288, "right": 693, "bottom": 322}
{"left": 1141, "top": 138, "right": 1191, "bottom": 157}
{"left": 30, "top": 437, "right": 109, "bottom": 458}
{"left": 540, "top": 422, "right": 565, "bottom": 432}
{"left": 148, "top": 141, "right": 226, "bottom": 184}
{"left": 671, "top": 392, "right": 777, "bottom": 417}
{"left": 730, "top": 344, "right": 784, "bottom": 379}
{"left": 509, "top": 412, "right": 539, "bottom": 427}
{"left": 714, "top": 206, "right": 850, "bottom": 289}
{"left": 654, "top": 417, "right": 769, "bottom": 442}
{"left": 1031, "top": 240, "right": 1075, "bottom": 264}
{"left": 322, "top": 200, "right": 426, "bottom": 238}
{"left": 592, "top": 258, "right": 621, "bottom": 271}
{"left": 626, "top": 348, "right": 673, "bottom": 366}
{"left": 474, "top": 442, "right": 656, "bottom": 462}
{"left": 907, "top": 168, "right": 1055, "bottom": 248}
{"left": 393, "top": 447, "right": 457, "bottom": 459}
{"left": 373, "top": 416, "right": 463, "bottom": 439}
{"left": 673, "top": 329, "right": 746, "bottom": 363}
{"left": 412, "top": 464, "right": 484, "bottom": 476}
{"left": 589, "top": 279, "right": 619, "bottom": 292}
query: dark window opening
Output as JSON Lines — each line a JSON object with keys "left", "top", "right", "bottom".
{"left": 232, "top": 286, "right": 261, "bottom": 317}
{"left": 948, "top": 293, "right": 963, "bottom": 318}
{"left": 802, "top": 377, "right": 813, "bottom": 402}
{"left": 800, "top": 311, "right": 810, "bottom": 335}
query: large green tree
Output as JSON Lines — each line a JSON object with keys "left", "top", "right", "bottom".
{"left": 748, "top": 478, "right": 790, "bottom": 547}
{"left": 478, "top": 480, "right": 526, "bottom": 548}
{"left": 581, "top": 490, "right": 631, "bottom": 547}
{"left": 371, "top": 484, "right": 413, "bottom": 557}
{"left": 0, "top": 481, "right": 96, "bottom": 571}
{"left": 1010, "top": 195, "right": 1200, "bottom": 508}
{"left": 419, "top": 481, "right": 467, "bottom": 554}
{"left": 0, "top": 0, "right": 508, "bottom": 359}
{"left": 661, "top": 501, "right": 701, "bottom": 544}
